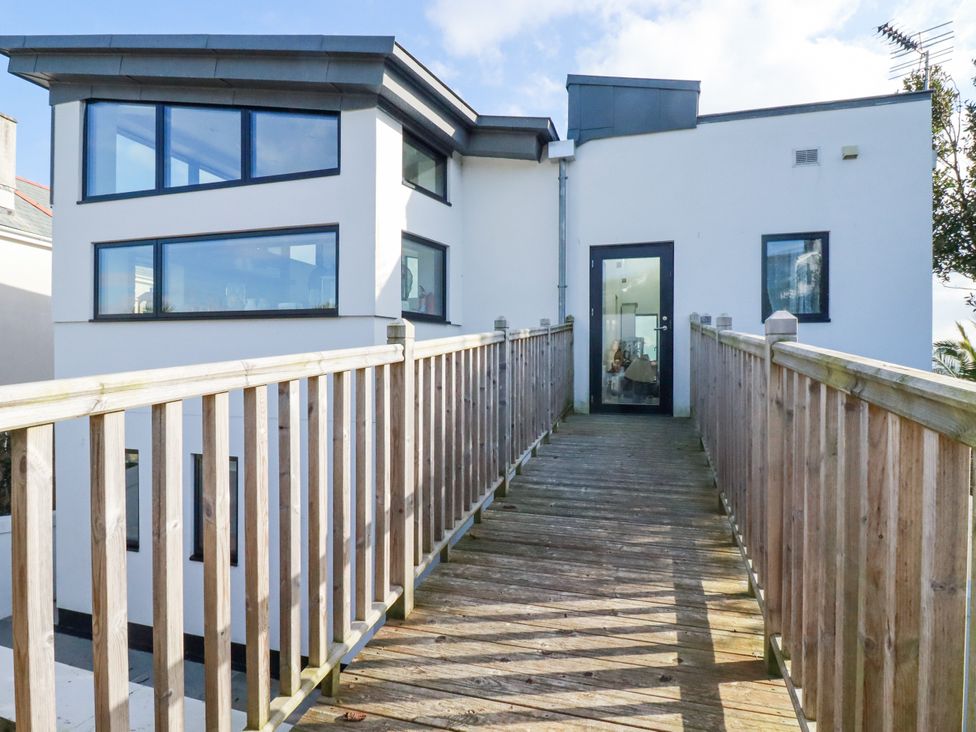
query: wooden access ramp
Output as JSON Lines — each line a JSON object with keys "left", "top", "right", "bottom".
{"left": 296, "top": 414, "right": 799, "bottom": 730}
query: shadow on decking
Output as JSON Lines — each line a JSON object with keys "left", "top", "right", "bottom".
{"left": 296, "top": 414, "right": 798, "bottom": 731}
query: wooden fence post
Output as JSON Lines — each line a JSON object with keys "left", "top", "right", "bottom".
{"left": 542, "top": 319, "right": 553, "bottom": 443}
{"left": 388, "top": 319, "right": 416, "bottom": 619}
{"left": 715, "top": 315, "right": 732, "bottom": 516}
{"left": 689, "top": 313, "right": 699, "bottom": 424}
{"left": 763, "top": 310, "right": 798, "bottom": 675}
{"left": 495, "top": 317, "right": 512, "bottom": 498}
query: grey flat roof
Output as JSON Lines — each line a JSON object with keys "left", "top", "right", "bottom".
{"left": 0, "top": 34, "right": 558, "bottom": 160}
{"left": 698, "top": 90, "right": 932, "bottom": 124}
{"left": 566, "top": 74, "right": 700, "bottom": 92}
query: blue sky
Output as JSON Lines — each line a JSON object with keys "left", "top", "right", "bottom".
{"left": 2, "top": 0, "right": 975, "bottom": 333}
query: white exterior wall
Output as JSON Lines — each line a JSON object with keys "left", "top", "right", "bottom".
{"left": 0, "top": 224, "right": 53, "bottom": 620}
{"left": 566, "top": 98, "right": 933, "bottom": 415}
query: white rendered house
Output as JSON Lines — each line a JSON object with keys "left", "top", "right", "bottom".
{"left": 0, "top": 35, "right": 932, "bottom": 661}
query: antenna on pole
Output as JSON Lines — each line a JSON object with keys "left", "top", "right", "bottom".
{"left": 876, "top": 20, "right": 954, "bottom": 89}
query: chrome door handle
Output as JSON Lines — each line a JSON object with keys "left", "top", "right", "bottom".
{"left": 655, "top": 326, "right": 669, "bottom": 332}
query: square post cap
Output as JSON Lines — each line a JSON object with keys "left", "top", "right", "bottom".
{"left": 764, "top": 311, "right": 798, "bottom": 337}
{"left": 540, "top": 318, "right": 551, "bottom": 327}
{"left": 716, "top": 314, "right": 733, "bottom": 330}
{"left": 387, "top": 318, "right": 415, "bottom": 342}
{"left": 494, "top": 316, "right": 508, "bottom": 330}
{"left": 565, "top": 314, "right": 574, "bottom": 323}
{"left": 699, "top": 314, "right": 712, "bottom": 325}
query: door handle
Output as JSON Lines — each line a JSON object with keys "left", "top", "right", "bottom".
{"left": 655, "top": 326, "right": 669, "bottom": 332}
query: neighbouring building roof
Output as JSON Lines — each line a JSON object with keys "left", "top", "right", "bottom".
{"left": 0, "top": 35, "right": 559, "bottom": 161}
{"left": 0, "top": 177, "right": 52, "bottom": 242}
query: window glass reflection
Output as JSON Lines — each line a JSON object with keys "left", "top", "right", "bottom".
{"left": 86, "top": 102, "right": 156, "bottom": 196}
{"left": 251, "top": 111, "right": 339, "bottom": 178}
{"left": 401, "top": 237, "right": 445, "bottom": 318}
{"left": 97, "top": 244, "right": 155, "bottom": 315}
{"left": 164, "top": 106, "right": 242, "bottom": 187}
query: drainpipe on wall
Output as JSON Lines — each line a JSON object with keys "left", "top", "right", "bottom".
{"left": 547, "top": 140, "right": 575, "bottom": 323}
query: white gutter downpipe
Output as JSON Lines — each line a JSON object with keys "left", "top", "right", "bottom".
{"left": 547, "top": 140, "right": 575, "bottom": 323}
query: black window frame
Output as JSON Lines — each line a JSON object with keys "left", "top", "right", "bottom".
{"left": 761, "top": 231, "right": 830, "bottom": 323}
{"left": 82, "top": 99, "right": 341, "bottom": 202}
{"left": 92, "top": 224, "right": 340, "bottom": 321}
{"left": 190, "top": 453, "right": 240, "bottom": 566}
{"left": 402, "top": 130, "right": 449, "bottom": 205}
{"left": 125, "top": 448, "right": 140, "bottom": 551}
{"left": 401, "top": 232, "right": 448, "bottom": 323}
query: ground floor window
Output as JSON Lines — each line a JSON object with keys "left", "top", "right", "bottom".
{"left": 761, "top": 232, "right": 829, "bottom": 322}
{"left": 95, "top": 226, "right": 338, "bottom": 319}
{"left": 401, "top": 234, "right": 446, "bottom": 321}
{"left": 190, "top": 453, "right": 240, "bottom": 565}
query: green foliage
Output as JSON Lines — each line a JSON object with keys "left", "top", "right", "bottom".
{"left": 933, "top": 321, "right": 976, "bottom": 380}
{"left": 904, "top": 63, "right": 976, "bottom": 305}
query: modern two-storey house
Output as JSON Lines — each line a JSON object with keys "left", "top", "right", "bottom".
{"left": 0, "top": 34, "right": 932, "bottom": 665}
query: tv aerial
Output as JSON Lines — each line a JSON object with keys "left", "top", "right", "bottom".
{"left": 876, "top": 20, "right": 953, "bottom": 89}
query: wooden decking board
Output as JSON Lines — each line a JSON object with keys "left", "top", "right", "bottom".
{"left": 297, "top": 415, "right": 799, "bottom": 731}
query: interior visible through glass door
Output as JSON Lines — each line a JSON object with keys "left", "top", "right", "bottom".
{"left": 601, "top": 256, "right": 662, "bottom": 406}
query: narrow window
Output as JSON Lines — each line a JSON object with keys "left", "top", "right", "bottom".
{"left": 125, "top": 449, "right": 139, "bottom": 551}
{"left": 401, "top": 234, "right": 447, "bottom": 321}
{"left": 85, "top": 102, "right": 157, "bottom": 196}
{"left": 95, "top": 242, "right": 156, "bottom": 317}
{"left": 402, "top": 132, "right": 447, "bottom": 201}
{"left": 164, "top": 106, "right": 242, "bottom": 188}
{"left": 250, "top": 110, "right": 339, "bottom": 179}
{"left": 160, "top": 228, "right": 337, "bottom": 315}
{"left": 762, "top": 232, "right": 829, "bottom": 322}
{"left": 191, "top": 453, "right": 239, "bottom": 565}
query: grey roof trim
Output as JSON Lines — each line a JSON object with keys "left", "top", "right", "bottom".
{"left": 698, "top": 90, "right": 932, "bottom": 124}
{"left": 0, "top": 34, "right": 558, "bottom": 160}
{"left": 566, "top": 74, "right": 700, "bottom": 92}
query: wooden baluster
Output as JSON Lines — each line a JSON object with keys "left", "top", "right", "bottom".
{"left": 834, "top": 394, "right": 868, "bottom": 728}
{"left": 90, "top": 411, "right": 130, "bottom": 731}
{"left": 432, "top": 355, "right": 445, "bottom": 544}
{"left": 891, "top": 417, "right": 923, "bottom": 727}
{"left": 454, "top": 349, "right": 465, "bottom": 522}
{"left": 425, "top": 357, "right": 435, "bottom": 551}
{"left": 477, "top": 346, "right": 486, "bottom": 499}
{"left": 414, "top": 359, "right": 425, "bottom": 563}
{"left": 374, "top": 365, "right": 391, "bottom": 604}
{"left": 387, "top": 320, "right": 416, "bottom": 619}
{"left": 917, "top": 432, "right": 970, "bottom": 729}
{"left": 333, "top": 371, "right": 352, "bottom": 644}
{"left": 442, "top": 353, "right": 455, "bottom": 539}
{"left": 151, "top": 403, "right": 184, "bottom": 731}
{"left": 201, "top": 394, "right": 231, "bottom": 730}
{"left": 464, "top": 349, "right": 474, "bottom": 508}
{"left": 801, "top": 380, "right": 823, "bottom": 717}
{"left": 244, "top": 387, "right": 270, "bottom": 729}
{"left": 815, "top": 388, "right": 840, "bottom": 728}
{"left": 780, "top": 371, "right": 795, "bottom": 658}
{"left": 278, "top": 380, "right": 302, "bottom": 693}
{"left": 10, "top": 424, "right": 56, "bottom": 731}
{"left": 307, "top": 375, "right": 330, "bottom": 663}
{"left": 355, "top": 368, "right": 374, "bottom": 621}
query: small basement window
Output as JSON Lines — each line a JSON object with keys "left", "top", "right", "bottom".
{"left": 190, "top": 453, "right": 240, "bottom": 566}
{"left": 403, "top": 132, "right": 447, "bottom": 201}
{"left": 761, "top": 232, "right": 829, "bottom": 322}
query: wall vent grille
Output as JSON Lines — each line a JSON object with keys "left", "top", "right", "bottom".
{"left": 794, "top": 148, "right": 819, "bottom": 166}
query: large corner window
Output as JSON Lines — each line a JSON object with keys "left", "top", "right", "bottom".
{"left": 94, "top": 226, "right": 338, "bottom": 319}
{"left": 84, "top": 101, "right": 339, "bottom": 200}
{"left": 401, "top": 234, "right": 446, "bottom": 321}
{"left": 402, "top": 132, "right": 447, "bottom": 202}
{"left": 762, "top": 232, "right": 829, "bottom": 322}
{"left": 191, "top": 453, "right": 239, "bottom": 566}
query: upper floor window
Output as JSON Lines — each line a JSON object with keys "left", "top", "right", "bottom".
{"left": 761, "top": 232, "right": 829, "bottom": 322}
{"left": 84, "top": 101, "right": 339, "bottom": 200}
{"left": 401, "top": 234, "right": 446, "bottom": 321}
{"left": 402, "top": 131, "right": 447, "bottom": 202}
{"left": 95, "top": 226, "right": 338, "bottom": 319}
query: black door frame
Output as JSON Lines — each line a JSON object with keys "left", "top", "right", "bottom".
{"left": 589, "top": 241, "right": 675, "bottom": 415}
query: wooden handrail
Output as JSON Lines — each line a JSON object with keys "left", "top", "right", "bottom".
{"left": 689, "top": 310, "right": 975, "bottom": 730}
{"left": 2, "top": 316, "right": 574, "bottom": 730}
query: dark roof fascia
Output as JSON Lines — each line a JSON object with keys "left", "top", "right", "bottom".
{"left": 0, "top": 34, "right": 557, "bottom": 159}
{"left": 566, "top": 74, "right": 700, "bottom": 92}
{"left": 698, "top": 90, "right": 932, "bottom": 125}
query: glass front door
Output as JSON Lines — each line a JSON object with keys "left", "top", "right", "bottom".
{"left": 589, "top": 243, "right": 674, "bottom": 413}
